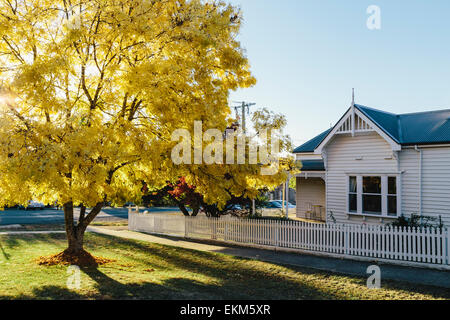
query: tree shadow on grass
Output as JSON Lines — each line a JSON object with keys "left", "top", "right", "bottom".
{"left": 1, "top": 232, "right": 449, "bottom": 300}
{"left": 0, "top": 233, "right": 66, "bottom": 250}
{"left": 2, "top": 286, "right": 86, "bottom": 300}
{"left": 1, "top": 234, "right": 340, "bottom": 300}
{"left": 81, "top": 268, "right": 229, "bottom": 300}
{"left": 0, "top": 233, "right": 67, "bottom": 262}
{"left": 82, "top": 233, "right": 450, "bottom": 300}
{"left": 7, "top": 262, "right": 447, "bottom": 300}
{"left": 1, "top": 269, "right": 247, "bottom": 300}
{"left": 0, "top": 241, "right": 10, "bottom": 260}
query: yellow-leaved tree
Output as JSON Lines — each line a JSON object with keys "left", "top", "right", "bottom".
{"left": 0, "top": 0, "right": 293, "bottom": 263}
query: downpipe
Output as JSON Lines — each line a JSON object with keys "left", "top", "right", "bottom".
{"left": 414, "top": 145, "right": 423, "bottom": 217}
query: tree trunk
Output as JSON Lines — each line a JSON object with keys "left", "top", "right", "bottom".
{"left": 63, "top": 202, "right": 79, "bottom": 253}
{"left": 67, "top": 229, "right": 85, "bottom": 254}
{"left": 177, "top": 203, "right": 190, "bottom": 216}
{"left": 63, "top": 201, "right": 104, "bottom": 254}
{"left": 191, "top": 206, "right": 200, "bottom": 217}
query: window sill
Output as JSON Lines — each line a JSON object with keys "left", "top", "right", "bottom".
{"left": 346, "top": 212, "right": 398, "bottom": 221}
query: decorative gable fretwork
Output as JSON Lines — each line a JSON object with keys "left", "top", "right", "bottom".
{"left": 336, "top": 112, "right": 373, "bottom": 134}
{"left": 314, "top": 106, "right": 402, "bottom": 154}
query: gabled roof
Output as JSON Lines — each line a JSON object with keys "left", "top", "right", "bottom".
{"left": 395, "top": 109, "right": 450, "bottom": 145}
{"left": 293, "top": 104, "right": 450, "bottom": 153}
{"left": 293, "top": 128, "right": 332, "bottom": 153}
{"left": 356, "top": 105, "right": 401, "bottom": 142}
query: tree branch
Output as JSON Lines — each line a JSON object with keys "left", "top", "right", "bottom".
{"left": 79, "top": 202, "right": 104, "bottom": 229}
{"left": 78, "top": 205, "right": 86, "bottom": 225}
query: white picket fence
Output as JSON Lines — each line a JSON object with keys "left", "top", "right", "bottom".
{"left": 129, "top": 213, "right": 450, "bottom": 266}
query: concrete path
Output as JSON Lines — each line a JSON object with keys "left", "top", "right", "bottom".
{"left": 87, "top": 226, "right": 450, "bottom": 289}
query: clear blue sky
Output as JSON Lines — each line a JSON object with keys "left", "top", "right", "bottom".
{"left": 227, "top": 0, "right": 450, "bottom": 147}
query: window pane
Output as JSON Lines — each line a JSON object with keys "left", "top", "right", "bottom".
{"left": 349, "top": 176, "right": 357, "bottom": 193}
{"left": 388, "top": 177, "right": 397, "bottom": 195}
{"left": 363, "top": 195, "right": 382, "bottom": 214}
{"left": 363, "top": 177, "right": 381, "bottom": 194}
{"left": 349, "top": 194, "right": 357, "bottom": 212}
{"left": 388, "top": 196, "right": 397, "bottom": 216}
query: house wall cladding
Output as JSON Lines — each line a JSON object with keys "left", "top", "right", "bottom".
{"left": 325, "top": 132, "right": 398, "bottom": 224}
{"left": 296, "top": 177, "right": 325, "bottom": 218}
{"left": 396, "top": 147, "right": 450, "bottom": 226}
{"left": 422, "top": 147, "right": 450, "bottom": 226}
{"left": 323, "top": 132, "right": 450, "bottom": 226}
{"left": 399, "top": 149, "right": 420, "bottom": 219}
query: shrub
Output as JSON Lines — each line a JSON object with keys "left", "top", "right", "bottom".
{"left": 390, "top": 214, "right": 444, "bottom": 229}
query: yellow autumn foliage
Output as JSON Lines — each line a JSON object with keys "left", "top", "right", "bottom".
{"left": 0, "top": 0, "right": 292, "bottom": 211}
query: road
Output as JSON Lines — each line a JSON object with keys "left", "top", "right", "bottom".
{"left": 0, "top": 207, "right": 299, "bottom": 226}
{"left": 0, "top": 207, "right": 183, "bottom": 225}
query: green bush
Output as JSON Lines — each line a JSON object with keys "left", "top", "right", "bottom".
{"left": 390, "top": 214, "right": 444, "bottom": 229}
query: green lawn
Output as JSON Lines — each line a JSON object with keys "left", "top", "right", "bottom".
{"left": 0, "top": 232, "right": 448, "bottom": 300}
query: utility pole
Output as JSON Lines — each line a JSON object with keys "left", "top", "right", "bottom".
{"left": 233, "top": 101, "right": 257, "bottom": 215}
{"left": 233, "top": 101, "right": 291, "bottom": 219}
{"left": 285, "top": 173, "right": 290, "bottom": 219}
{"left": 233, "top": 101, "right": 256, "bottom": 134}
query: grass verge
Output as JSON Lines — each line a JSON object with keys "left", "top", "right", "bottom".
{"left": 0, "top": 232, "right": 448, "bottom": 300}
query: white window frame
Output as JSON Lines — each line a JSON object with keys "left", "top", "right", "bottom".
{"left": 346, "top": 174, "right": 401, "bottom": 218}
{"left": 387, "top": 176, "right": 399, "bottom": 217}
{"left": 348, "top": 176, "right": 358, "bottom": 213}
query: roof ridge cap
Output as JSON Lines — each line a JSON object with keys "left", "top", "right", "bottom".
{"left": 355, "top": 104, "right": 398, "bottom": 116}
{"left": 399, "top": 108, "right": 450, "bottom": 116}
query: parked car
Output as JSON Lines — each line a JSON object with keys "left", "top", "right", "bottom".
{"left": 265, "top": 200, "right": 295, "bottom": 209}
{"left": 264, "top": 201, "right": 282, "bottom": 209}
{"left": 19, "top": 200, "right": 46, "bottom": 210}
{"left": 123, "top": 202, "right": 136, "bottom": 207}
{"left": 225, "top": 204, "right": 242, "bottom": 211}
{"left": 261, "top": 200, "right": 296, "bottom": 217}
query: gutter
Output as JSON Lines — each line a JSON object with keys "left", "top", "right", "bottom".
{"left": 403, "top": 142, "right": 450, "bottom": 148}
{"left": 414, "top": 145, "right": 423, "bottom": 216}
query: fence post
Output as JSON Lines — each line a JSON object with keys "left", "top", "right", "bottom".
{"left": 447, "top": 227, "right": 450, "bottom": 265}
{"left": 273, "top": 221, "right": 277, "bottom": 247}
{"left": 277, "top": 221, "right": 282, "bottom": 248}
{"left": 184, "top": 216, "right": 188, "bottom": 238}
{"left": 344, "top": 225, "right": 349, "bottom": 255}
{"left": 224, "top": 220, "right": 228, "bottom": 241}
{"left": 128, "top": 210, "right": 133, "bottom": 230}
{"left": 276, "top": 221, "right": 281, "bottom": 247}
{"left": 212, "top": 218, "right": 217, "bottom": 240}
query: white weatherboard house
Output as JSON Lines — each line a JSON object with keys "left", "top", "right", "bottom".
{"left": 293, "top": 102, "right": 450, "bottom": 226}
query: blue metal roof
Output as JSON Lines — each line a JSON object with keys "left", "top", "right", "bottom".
{"left": 397, "top": 109, "right": 450, "bottom": 145}
{"left": 293, "top": 128, "right": 332, "bottom": 153}
{"left": 355, "top": 105, "right": 401, "bottom": 142}
{"left": 293, "top": 105, "right": 450, "bottom": 153}
{"left": 296, "top": 160, "right": 325, "bottom": 171}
